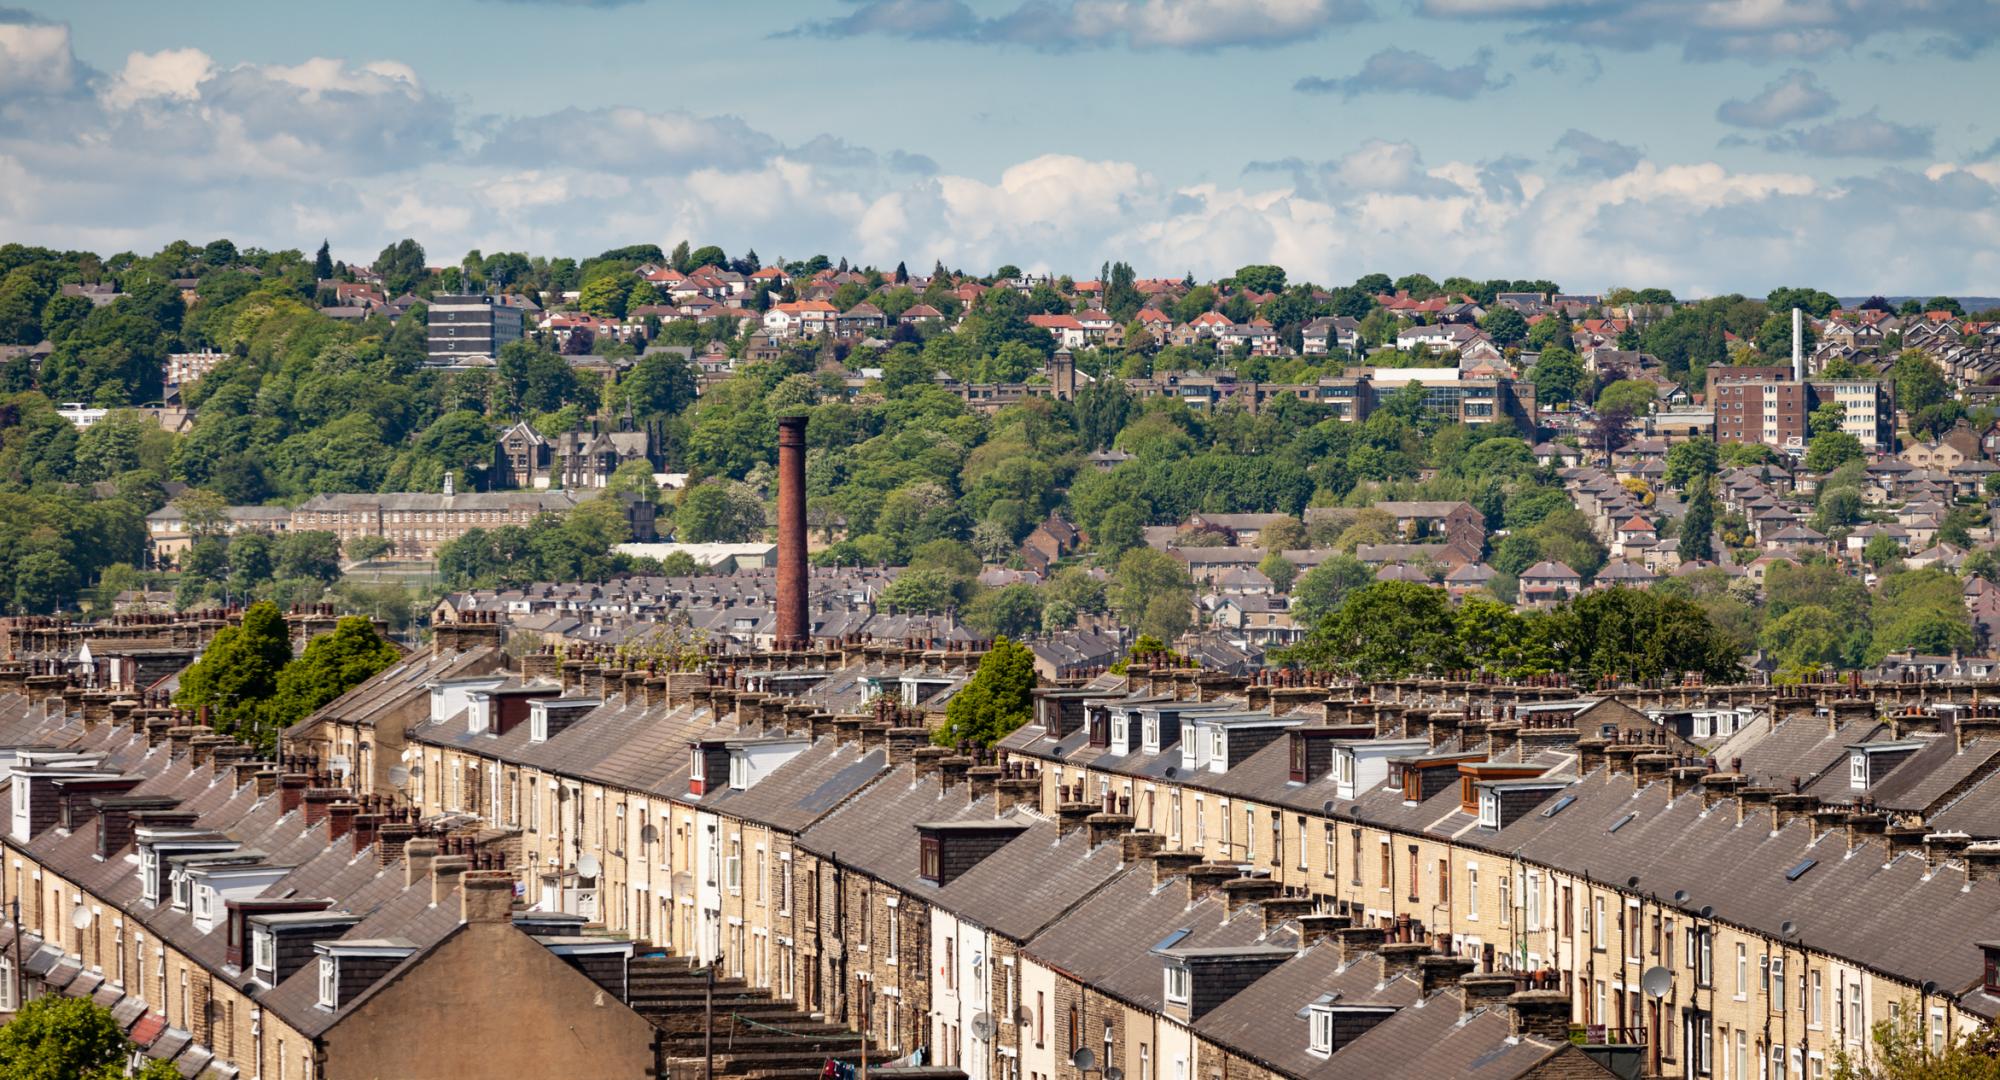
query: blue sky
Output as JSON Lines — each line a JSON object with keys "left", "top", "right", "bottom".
{"left": 3, "top": 0, "right": 1998, "bottom": 294}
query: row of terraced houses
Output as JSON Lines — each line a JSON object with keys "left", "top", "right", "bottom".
{"left": 9, "top": 612, "right": 2000, "bottom": 1078}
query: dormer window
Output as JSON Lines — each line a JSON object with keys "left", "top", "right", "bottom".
{"left": 193, "top": 885, "right": 213, "bottom": 926}
{"left": 1478, "top": 790, "right": 1501, "bottom": 828}
{"left": 919, "top": 837, "right": 942, "bottom": 884}
{"left": 729, "top": 754, "right": 749, "bottom": 791}
{"left": 318, "top": 955, "right": 339, "bottom": 1009}
{"left": 1308, "top": 1007, "right": 1334, "bottom": 1057}
{"left": 253, "top": 929, "right": 275, "bottom": 978}
{"left": 1850, "top": 753, "right": 1867, "bottom": 790}
{"left": 1164, "top": 964, "right": 1190, "bottom": 1005}
{"left": 139, "top": 848, "right": 160, "bottom": 903}
{"left": 172, "top": 871, "right": 192, "bottom": 912}
{"left": 531, "top": 709, "right": 549, "bottom": 743}
{"left": 1143, "top": 714, "right": 1160, "bottom": 753}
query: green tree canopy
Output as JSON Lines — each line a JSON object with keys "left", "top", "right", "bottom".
{"left": 0, "top": 994, "right": 134, "bottom": 1080}
{"left": 175, "top": 600, "right": 293, "bottom": 739}
{"left": 933, "top": 637, "right": 1038, "bottom": 747}
{"left": 259, "top": 616, "right": 401, "bottom": 740}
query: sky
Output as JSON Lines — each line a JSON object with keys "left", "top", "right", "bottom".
{"left": 2, "top": 0, "right": 1998, "bottom": 296}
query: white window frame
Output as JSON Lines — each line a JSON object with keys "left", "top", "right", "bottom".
{"left": 317, "top": 955, "right": 339, "bottom": 1009}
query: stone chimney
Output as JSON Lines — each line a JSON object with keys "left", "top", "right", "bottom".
{"left": 1460, "top": 973, "right": 1518, "bottom": 1015}
{"left": 432, "top": 854, "right": 471, "bottom": 905}
{"left": 302, "top": 786, "right": 343, "bottom": 827}
{"left": 378, "top": 822, "right": 416, "bottom": 867}
{"left": 1335, "top": 926, "right": 1386, "bottom": 967}
{"left": 1184, "top": 863, "right": 1239, "bottom": 904}
{"left": 1418, "top": 954, "right": 1477, "bottom": 996}
{"left": 1260, "top": 897, "right": 1315, "bottom": 934}
{"left": 404, "top": 838, "right": 439, "bottom": 887}
{"left": 1218, "top": 874, "right": 1281, "bottom": 913}
{"left": 1506, "top": 990, "right": 1573, "bottom": 1041}
{"left": 1119, "top": 831, "right": 1165, "bottom": 864}
{"left": 1152, "top": 851, "right": 1204, "bottom": 885}
{"left": 461, "top": 870, "right": 517, "bottom": 924}
{"left": 326, "top": 801, "right": 358, "bottom": 843}
{"left": 1084, "top": 812, "right": 1135, "bottom": 848}
{"left": 1296, "top": 913, "right": 1351, "bottom": 949}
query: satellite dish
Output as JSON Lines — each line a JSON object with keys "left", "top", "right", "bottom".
{"left": 641, "top": 824, "right": 659, "bottom": 845}
{"left": 1017, "top": 1006, "right": 1034, "bottom": 1026}
{"left": 1699, "top": 905, "right": 1714, "bottom": 919}
{"left": 1071, "top": 1049, "right": 1097, "bottom": 1073}
{"left": 389, "top": 766, "right": 410, "bottom": 787}
{"left": 1780, "top": 920, "right": 1797, "bottom": 939}
{"left": 1672, "top": 889, "right": 1690, "bottom": 905}
{"left": 1107, "top": 1069, "right": 1125, "bottom": 1080}
{"left": 1922, "top": 980, "right": 1939, "bottom": 996}
{"left": 971, "top": 1012, "right": 995, "bottom": 1040}
{"left": 1323, "top": 800, "right": 1335, "bottom": 815}
{"left": 1640, "top": 966, "right": 1672, "bottom": 999}
{"left": 576, "top": 853, "right": 601, "bottom": 878}
{"left": 1626, "top": 875, "right": 1640, "bottom": 889}
{"left": 408, "top": 765, "right": 424, "bottom": 779}
{"left": 70, "top": 904, "right": 93, "bottom": 930}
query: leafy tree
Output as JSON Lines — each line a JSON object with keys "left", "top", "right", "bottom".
{"left": 1478, "top": 307, "right": 1528, "bottom": 346}
{"left": 346, "top": 534, "right": 393, "bottom": 562}
{"left": 619, "top": 349, "right": 698, "bottom": 418}
{"left": 1680, "top": 476, "right": 1716, "bottom": 564}
{"left": 373, "top": 238, "right": 427, "bottom": 296}
{"left": 1596, "top": 379, "right": 1658, "bottom": 415}
{"left": 1810, "top": 402, "right": 1847, "bottom": 440}
{"left": 0, "top": 994, "right": 133, "bottom": 1080}
{"left": 275, "top": 530, "right": 344, "bottom": 585}
{"left": 259, "top": 616, "right": 401, "bottom": 740}
{"left": 879, "top": 567, "right": 958, "bottom": 613}
{"left": 1258, "top": 550, "right": 1298, "bottom": 593}
{"left": 1041, "top": 567, "right": 1108, "bottom": 629}
{"left": 175, "top": 601, "right": 292, "bottom": 740}
{"left": 1663, "top": 437, "right": 1718, "bottom": 491}
{"left": 1230, "top": 264, "right": 1286, "bottom": 294}
{"left": 674, "top": 480, "right": 767, "bottom": 543}
{"left": 1528, "top": 345, "right": 1588, "bottom": 405}
{"left": 578, "top": 273, "right": 633, "bottom": 317}
{"left": 1864, "top": 532, "right": 1904, "bottom": 568}
{"left": 1110, "top": 547, "right": 1193, "bottom": 640}
{"left": 1831, "top": 1005, "right": 2000, "bottom": 1079}
{"left": 1891, "top": 350, "right": 1951, "bottom": 416}
{"left": 965, "top": 583, "right": 1043, "bottom": 640}
{"left": 933, "top": 637, "right": 1037, "bottom": 747}
{"left": 1870, "top": 568, "right": 1975, "bottom": 661}
{"left": 1805, "top": 430, "right": 1864, "bottom": 472}
{"left": 1282, "top": 580, "right": 1462, "bottom": 677}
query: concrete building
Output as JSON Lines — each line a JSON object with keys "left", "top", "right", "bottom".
{"left": 426, "top": 294, "right": 524, "bottom": 365}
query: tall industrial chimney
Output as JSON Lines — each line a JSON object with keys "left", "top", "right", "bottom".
{"left": 775, "top": 414, "right": 809, "bottom": 651}
{"left": 1800, "top": 304, "right": 1816, "bottom": 384}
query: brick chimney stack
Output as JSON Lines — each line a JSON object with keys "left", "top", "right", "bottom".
{"left": 775, "top": 414, "right": 809, "bottom": 651}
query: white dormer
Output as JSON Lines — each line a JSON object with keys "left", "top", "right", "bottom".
{"left": 725, "top": 738, "right": 809, "bottom": 791}
{"left": 428, "top": 676, "right": 508, "bottom": 726}
{"left": 1332, "top": 739, "right": 1430, "bottom": 801}
{"left": 1110, "top": 709, "right": 1133, "bottom": 756}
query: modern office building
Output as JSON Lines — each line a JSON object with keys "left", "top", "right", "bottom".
{"left": 426, "top": 294, "right": 524, "bottom": 365}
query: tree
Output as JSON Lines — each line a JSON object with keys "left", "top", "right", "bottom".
{"left": 1258, "top": 550, "right": 1298, "bottom": 593}
{"left": 1680, "top": 476, "right": 1716, "bottom": 563}
{"left": 1663, "top": 437, "right": 1718, "bottom": 491}
{"left": 0, "top": 994, "right": 133, "bottom": 1080}
{"left": 1810, "top": 402, "right": 1847, "bottom": 440}
{"left": 674, "top": 481, "right": 766, "bottom": 543}
{"left": 619, "top": 350, "right": 698, "bottom": 418}
{"left": 346, "top": 534, "right": 393, "bottom": 562}
{"left": 275, "top": 531, "right": 344, "bottom": 584}
{"left": 879, "top": 568, "right": 957, "bottom": 613}
{"left": 373, "top": 238, "right": 427, "bottom": 296}
{"left": 259, "top": 616, "right": 401, "bottom": 741}
{"left": 314, "top": 240, "right": 334, "bottom": 280}
{"left": 933, "top": 637, "right": 1037, "bottom": 747}
{"left": 1831, "top": 1007, "right": 2000, "bottom": 1079}
{"left": 1111, "top": 548, "right": 1193, "bottom": 641}
{"left": 1479, "top": 307, "right": 1529, "bottom": 347}
{"left": 1805, "top": 430, "right": 1864, "bottom": 472}
{"left": 965, "top": 583, "right": 1043, "bottom": 639}
{"left": 1291, "top": 555, "right": 1373, "bottom": 625}
{"left": 1864, "top": 532, "right": 1904, "bottom": 568}
{"left": 1042, "top": 567, "right": 1108, "bottom": 629}
{"left": 1527, "top": 345, "right": 1588, "bottom": 405}
{"left": 1891, "top": 351, "right": 1951, "bottom": 416}
{"left": 1282, "top": 580, "right": 1462, "bottom": 677}
{"left": 1596, "top": 379, "right": 1658, "bottom": 415}
{"left": 1230, "top": 264, "right": 1286, "bottom": 294}
{"left": 578, "top": 273, "right": 633, "bottom": 318}
{"left": 175, "top": 601, "right": 293, "bottom": 738}
{"left": 1870, "top": 568, "right": 1975, "bottom": 661}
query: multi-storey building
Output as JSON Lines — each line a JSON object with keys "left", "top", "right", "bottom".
{"left": 426, "top": 294, "right": 524, "bottom": 365}
{"left": 289, "top": 484, "right": 584, "bottom": 558}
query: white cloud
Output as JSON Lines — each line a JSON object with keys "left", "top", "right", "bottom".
{"left": 0, "top": 11, "right": 80, "bottom": 97}
{"left": 1416, "top": 0, "right": 2000, "bottom": 59}
{"left": 101, "top": 48, "right": 214, "bottom": 109}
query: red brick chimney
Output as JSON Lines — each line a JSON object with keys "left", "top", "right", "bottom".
{"left": 775, "top": 414, "right": 809, "bottom": 650}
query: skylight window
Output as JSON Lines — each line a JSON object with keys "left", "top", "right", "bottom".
{"left": 1785, "top": 858, "right": 1818, "bottom": 882}
{"left": 1542, "top": 795, "right": 1577, "bottom": 818}
{"left": 1609, "top": 813, "right": 1636, "bottom": 833}
{"left": 1152, "top": 929, "right": 1191, "bottom": 953}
